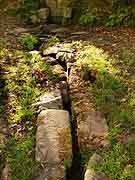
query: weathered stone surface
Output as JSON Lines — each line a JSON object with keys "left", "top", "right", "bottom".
{"left": 1, "top": 164, "right": 11, "bottom": 180}
{"left": 50, "top": 27, "right": 69, "bottom": 34}
{"left": 78, "top": 112, "right": 109, "bottom": 148}
{"left": 45, "top": 0, "right": 72, "bottom": 9}
{"left": 43, "top": 45, "right": 75, "bottom": 63}
{"left": 88, "top": 153, "right": 103, "bottom": 167}
{"left": 45, "top": 0, "right": 57, "bottom": 8}
{"left": 69, "top": 65, "right": 95, "bottom": 115}
{"left": 68, "top": 65, "right": 109, "bottom": 149}
{"left": 38, "top": 8, "right": 49, "bottom": 21}
{"left": 52, "top": 64, "right": 66, "bottom": 79}
{"left": 84, "top": 169, "right": 108, "bottom": 180}
{"left": 30, "top": 15, "right": 40, "bottom": 24}
{"left": 75, "top": 0, "right": 112, "bottom": 18}
{"left": 44, "top": 0, "right": 73, "bottom": 23}
{"left": 43, "top": 46, "right": 60, "bottom": 56}
{"left": 35, "top": 109, "right": 72, "bottom": 180}
{"left": 84, "top": 154, "right": 107, "bottom": 180}
{"left": 43, "top": 56, "right": 57, "bottom": 65}
{"left": 33, "top": 89, "right": 63, "bottom": 110}
{"left": 56, "top": 51, "right": 74, "bottom": 63}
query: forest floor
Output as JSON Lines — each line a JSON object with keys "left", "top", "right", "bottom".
{"left": 1, "top": 3, "right": 135, "bottom": 180}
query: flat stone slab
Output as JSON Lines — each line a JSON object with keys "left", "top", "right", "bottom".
{"left": 35, "top": 109, "right": 72, "bottom": 180}
{"left": 78, "top": 112, "right": 109, "bottom": 148}
{"left": 33, "top": 89, "right": 63, "bottom": 110}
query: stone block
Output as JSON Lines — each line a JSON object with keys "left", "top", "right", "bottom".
{"left": 35, "top": 109, "right": 72, "bottom": 180}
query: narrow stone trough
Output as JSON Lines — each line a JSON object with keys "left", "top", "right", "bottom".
{"left": 34, "top": 43, "right": 109, "bottom": 180}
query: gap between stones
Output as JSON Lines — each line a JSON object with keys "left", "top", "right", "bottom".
{"left": 60, "top": 78, "right": 83, "bottom": 180}
{"left": 35, "top": 44, "right": 109, "bottom": 180}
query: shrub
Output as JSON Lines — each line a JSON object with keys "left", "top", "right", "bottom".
{"left": 21, "top": 34, "right": 38, "bottom": 50}
{"left": 79, "top": 15, "right": 96, "bottom": 25}
{"left": 105, "top": 7, "right": 135, "bottom": 27}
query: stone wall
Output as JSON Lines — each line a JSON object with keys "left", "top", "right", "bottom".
{"left": 41, "top": 0, "right": 113, "bottom": 23}
{"left": 45, "top": 0, "right": 73, "bottom": 24}
{"left": 74, "top": 0, "right": 112, "bottom": 18}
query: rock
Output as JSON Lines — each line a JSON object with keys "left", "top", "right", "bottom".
{"left": 84, "top": 154, "right": 107, "bottom": 180}
{"left": 68, "top": 65, "right": 109, "bottom": 150}
{"left": 88, "top": 153, "right": 103, "bottom": 168}
{"left": 68, "top": 63, "right": 109, "bottom": 150}
{"left": 63, "top": 7, "right": 72, "bottom": 18}
{"left": 52, "top": 64, "right": 66, "bottom": 80}
{"left": 45, "top": 0, "right": 72, "bottom": 23}
{"left": 84, "top": 169, "right": 108, "bottom": 180}
{"left": 50, "top": 27, "right": 69, "bottom": 34}
{"left": 52, "top": 64, "right": 65, "bottom": 75}
{"left": 42, "top": 44, "right": 75, "bottom": 59}
{"left": 33, "top": 89, "right": 63, "bottom": 110}
{"left": 56, "top": 51, "right": 74, "bottom": 63}
{"left": 35, "top": 109, "right": 72, "bottom": 180}
{"left": 38, "top": 8, "right": 49, "bottom": 22}
{"left": 14, "top": 27, "right": 28, "bottom": 34}
{"left": 71, "top": 31, "right": 88, "bottom": 35}
{"left": 43, "top": 56, "right": 57, "bottom": 65}
{"left": 78, "top": 112, "right": 109, "bottom": 148}
{"left": 69, "top": 65, "right": 95, "bottom": 114}
{"left": 46, "top": 0, "right": 57, "bottom": 8}
{"left": 59, "top": 48, "right": 75, "bottom": 53}
{"left": 1, "top": 164, "right": 11, "bottom": 180}
{"left": 43, "top": 46, "right": 60, "bottom": 56}
{"left": 30, "top": 15, "right": 40, "bottom": 24}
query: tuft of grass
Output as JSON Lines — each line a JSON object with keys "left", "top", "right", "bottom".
{"left": 20, "top": 34, "right": 38, "bottom": 50}
{"left": 76, "top": 45, "right": 113, "bottom": 73}
{"left": 47, "top": 35, "right": 60, "bottom": 44}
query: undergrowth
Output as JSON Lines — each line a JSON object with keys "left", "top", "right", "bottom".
{"left": 0, "top": 48, "right": 55, "bottom": 180}
{"left": 20, "top": 34, "right": 38, "bottom": 50}
{"left": 78, "top": 45, "right": 135, "bottom": 179}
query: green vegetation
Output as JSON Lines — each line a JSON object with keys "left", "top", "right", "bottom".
{"left": 79, "top": 15, "right": 96, "bottom": 25}
{"left": 18, "top": 0, "right": 39, "bottom": 19}
{"left": 20, "top": 34, "right": 38, "bottom": 50}
{"left": 105, "top": 6, "right": 135, "bottom": 27}
{"left": 0, "top": 49, "right": 55, "bottom": 179}
{"left": 47, "top": 35, "right": 60, "bottom": 44}
{"left": 78, "top": 45, "right": 135, "bottom": 179}
{"left": 7, "top": 135, "right": 39, "bottom": 180}
{"left": 1, "top": 1, "right": 135, "bottom": 179}
{"left": 92, "top": 142, "right": 135, "bottom": 180}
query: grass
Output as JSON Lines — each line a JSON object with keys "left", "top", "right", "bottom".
{"left": 7, "top": 134, "right": 39, "bottom": 180}
{"left": 93, "top": 142, "right": 135, "bottom": 180}
{"left": 0, "top": 48, "right": 56, "bottom": 179}
{"left": 20, "top": 34, "right": 38, "bottom": 50}
{"left": 78, "top": 45, "right": 135, "bottom": 179}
